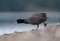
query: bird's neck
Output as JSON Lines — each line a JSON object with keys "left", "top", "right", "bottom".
{"left": 24, "top": 19, "right": 29, "bottom": 24}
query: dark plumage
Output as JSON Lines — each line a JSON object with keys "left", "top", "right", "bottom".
{"left": 17, "top": 19, "right": 25, "bottom": 23}
{"left": 16, "top": 13, "right": 47, "bottom": 29}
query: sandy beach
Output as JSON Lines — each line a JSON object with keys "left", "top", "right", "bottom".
{"left": 0, "top": 24, "right": 60, "bottom": 41}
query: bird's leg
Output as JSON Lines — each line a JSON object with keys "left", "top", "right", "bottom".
{"left": 44, "top": 21, "right": 47, "bottom": 27}
{"left": 36, "top": 24, "right": 39, "bottom": 29}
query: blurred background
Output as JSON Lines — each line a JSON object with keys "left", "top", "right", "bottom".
{"left": 0, "top": 0, "right": 60, "bottom": 12}
{"left": 0, "top": 0, "right": 60, "bottom": 35}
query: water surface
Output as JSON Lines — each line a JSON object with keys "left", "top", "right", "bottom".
{"left": 0, "top": 12, "right": 60, "bottom": 35}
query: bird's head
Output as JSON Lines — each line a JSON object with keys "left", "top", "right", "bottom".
{"left": 17, "top": 19, "right": 25, "bottom": 23}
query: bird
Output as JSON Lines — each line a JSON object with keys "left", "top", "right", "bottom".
{"left": 16, "top": 13, "right": 47, "bottom": 29}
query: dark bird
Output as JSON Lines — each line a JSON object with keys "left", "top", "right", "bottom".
{"left": 17, "top": 13, "right": 47, "bottom": 29}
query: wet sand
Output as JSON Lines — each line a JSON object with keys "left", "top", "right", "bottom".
{"left": 0, "top": 24, "right": 60, "bottom": 41}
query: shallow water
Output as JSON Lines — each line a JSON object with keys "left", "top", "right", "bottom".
{"left": 0, "top": 12, "right": 60, "bottom": 35}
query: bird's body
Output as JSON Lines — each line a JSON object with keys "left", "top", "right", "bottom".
{"left": 17, "top": 13, "right": 47, "bottom": 29}
{"left": 25, "top": 13, "right": 47, "bottom": 24}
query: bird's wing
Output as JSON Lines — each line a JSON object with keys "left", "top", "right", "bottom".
{"left": 27, "top": 13, "right": 43, "bottom": 24}
{"left": 30, "top": 13, "right": 43, "bottom": 20}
